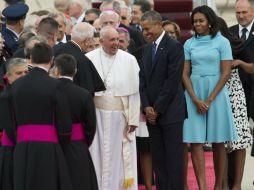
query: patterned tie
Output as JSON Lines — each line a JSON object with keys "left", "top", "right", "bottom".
{"left": 151, "top": 42, "right": 157, "bottom": 66}
{"left": 241, "top": 28, "right": 248, "bottom": 41}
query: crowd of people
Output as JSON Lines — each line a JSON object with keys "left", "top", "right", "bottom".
{"left": 0, "top": 0, "right": 253, "bottom": 190}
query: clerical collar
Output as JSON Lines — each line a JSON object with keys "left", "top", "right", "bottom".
{"left": 59, "top": 76, "right": 73, "bottom": 81}
{"left": 71, "top": 40, "right": 82, "bottom": 51}
{"left": 101, "top": 47, "right": 117, "bottom": 58}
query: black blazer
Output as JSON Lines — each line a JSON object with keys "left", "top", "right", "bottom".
{"left": 230, "top": 24, "right": 254, "bottom": 117}
{"left": 139, "top": 33, "right": 186, "bottom": 125}
{"left": 53, "top": 41, "right": 105, "bottom": 94}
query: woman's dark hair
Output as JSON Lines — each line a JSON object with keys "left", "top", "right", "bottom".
{"left": 191, "top": 5, "right": 219, "bottom": 38}
{"left": 217, "top": 16, "right": 244, "bottom": 56}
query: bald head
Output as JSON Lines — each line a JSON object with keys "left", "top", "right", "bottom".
{"left": 99, "top": 10, "right": 120, "bottom": 28}
{"left": 235, "top": 0, "right": 254, "bottom": 27}
{"left": 100, "top": 26, "right": 119, "bottom": 55}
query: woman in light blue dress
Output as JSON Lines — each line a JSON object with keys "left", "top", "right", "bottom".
{"left": 182, "top": 5, "right": 238, "bottom": 190}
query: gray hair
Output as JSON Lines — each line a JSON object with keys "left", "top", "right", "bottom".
{"left": 24, "top": 36, "right": 47, "bottom": 58}
{"left": 48, "top": 12, "right": 67, "bottom": 25}
{"left": 6, "top": 58, "right": 27, "bottom": 73}
{"left": 120, "top": 5, "right": 132, "bottom": 16}
{"left": 117, "top": 29, "right": 130, "bottom": 42}
{"left": 54, "top": 0, "right": 71, "bottom": 12}
{"left": 140, "top": 10, "right": 162, "bottom": 23}
{"left": 69, "top": 0, "right": 91, "bottom": 11}
{"left": 71, "top": 22, "right": 95, "bottom": 41}
{"left": 99, "top": 10, "right": 120, "bottom": 28}
{"left": 100, "top": 26, "right": 117, "bottom": 39}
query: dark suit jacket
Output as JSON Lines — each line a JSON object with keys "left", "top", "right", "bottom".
{"left": 230, "top": 24, "right": 254, "bottom": 117}
{"left": 139, "top": 33, "right": 186, "bottom": 125}
{"left": 53, "top": 41, "right": 105, "bottom": 94}
{"left": 58, "top": 78, "right": 96, "bottom": 146}
{"left": 1, "top": 27, "right": 19, "bottom": 56}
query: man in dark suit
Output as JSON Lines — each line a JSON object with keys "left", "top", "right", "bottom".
{"left": 229, "top": 0, "right": 254, "bottom": 188}
{"left": 230, "top": 0, "right": 254, "bottom": 118}
{"left": 1, "top": 3, "right": 29, "bottom": 57}
{"left": 54, "top": 22, "right": 105, "bottom": 94}
{"left": 139, "top": 11, "right": 186, "bottom": 190}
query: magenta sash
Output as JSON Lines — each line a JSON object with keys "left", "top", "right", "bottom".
{"left": 2, "top": 130, "right": 15, "bottom": 146}
{"left": 71, "top": 123, "right": 85, "bottom": 141}
{"left": 17, "top": 125, "right": 58, "bottom": 143}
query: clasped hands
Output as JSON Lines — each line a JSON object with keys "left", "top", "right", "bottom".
{"left": 193, "top": 99, "right": 211, "bottom": 114}
{"left": 144, "top": 107, "right": 158, "bottom": 125}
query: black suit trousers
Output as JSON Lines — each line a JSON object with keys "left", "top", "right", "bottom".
{"left": 148, "top": 121, "right": 184, "bottom": 190}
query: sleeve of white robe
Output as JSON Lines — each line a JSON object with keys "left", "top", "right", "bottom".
{"left": 127, "top": 92, "right": 140, "bottom": 127}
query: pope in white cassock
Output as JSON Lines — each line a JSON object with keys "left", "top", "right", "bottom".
{"left": 86, "top": 26, "right": 140, "bottom": 190}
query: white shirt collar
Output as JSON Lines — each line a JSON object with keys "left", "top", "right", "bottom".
{"left": 59, "top": 76, "right": 73, "bottom": 81}
{"left": 154, "top": 31, "right": 165, "bottom": 50}
{"left": 76, "top": 12, "right": 85, "bottom": 24}
{"left": 239, "top": 19, "right": 254, "bottom": 39}
{"left": 56, "top": 34, "right": 67, "bottom": 44}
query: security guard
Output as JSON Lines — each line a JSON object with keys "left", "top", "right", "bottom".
{"left": 1, "top": 3, "right": 29, "bottom": 57}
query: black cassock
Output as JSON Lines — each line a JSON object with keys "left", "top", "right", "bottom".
{"left": 54, "top": 42, "right": 105, "bottom": 94}
{"left": 10, "top": 67, "right": 73, "bottom": 190}
{"left": 0, "top": 85, "right": 16, "bottom": 190}
{"left": 59, "top": 78, "right": 98, "bottom": 190}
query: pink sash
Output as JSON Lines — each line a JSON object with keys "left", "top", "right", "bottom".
{"left": 71, "top": 123, "right": 85, "bottom": 141}
{"left": 2, "top": 130, "right": 14, "bottom": 146}
{"left": 17, "top": 125, "right": 58, "bottom": 143}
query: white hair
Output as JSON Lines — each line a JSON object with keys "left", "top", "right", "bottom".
{"left": 99, "top": 10, "right": 120, "bottom": 28}
{"left": 71, "top": 22, "right": 95, "bottom": 40}
{"left": 24, "top": 14, "right": 39, "bottom": 29}
{"left": 54, "top": 0, "right": 71, "bottom": 12}
{"left": 120, "top": 5, "right": 132, "bottom": 16}
{"left": 69, "top": 0, "right": 91, "bottom": 11}
{"left": 100, "top": 25, "right": 117, "bottom": 39}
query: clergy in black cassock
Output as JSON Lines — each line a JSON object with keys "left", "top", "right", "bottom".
{"left": 0, "top": 58, "right": 28, "bottom": 190}
{"left": 9, "top": 43, "right": 73, "bottom": 190}
{"left": 52, "top": 54, "right": 98, "bottom": 190}
{"left": 53, "top": 22, "right": 105, "bottom": 94}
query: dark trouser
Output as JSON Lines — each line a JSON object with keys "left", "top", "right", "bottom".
{"left": 148, "top": 121, "right": 184, "bottom": 190}
{"left": 227, "top": 152, "right": 235, "bottom": 189}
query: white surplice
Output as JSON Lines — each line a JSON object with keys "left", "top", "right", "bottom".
{"left": 86, "top": 48, "right": 140, "bottom": 190}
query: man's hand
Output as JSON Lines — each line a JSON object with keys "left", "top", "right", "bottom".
{"left": 144, "top": 106, "right": 158, "bottom": 125}
{"left": 128, "top": 125, "right": 137, "bottom": 133}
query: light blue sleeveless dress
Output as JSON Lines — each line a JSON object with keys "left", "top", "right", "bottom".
{"left": 183, "top": 32, "right": 238, "bottom": 143}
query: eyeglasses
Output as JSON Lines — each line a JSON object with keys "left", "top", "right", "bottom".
{"left": 121, "top": 16, "right": 127, "bottom": 20}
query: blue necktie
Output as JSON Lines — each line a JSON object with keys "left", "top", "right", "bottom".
{"left": 241, "top": 28, "right": 247, "bottom": 41}
{"left": 151, "top": 42, "right": 157, "bottom": 65}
